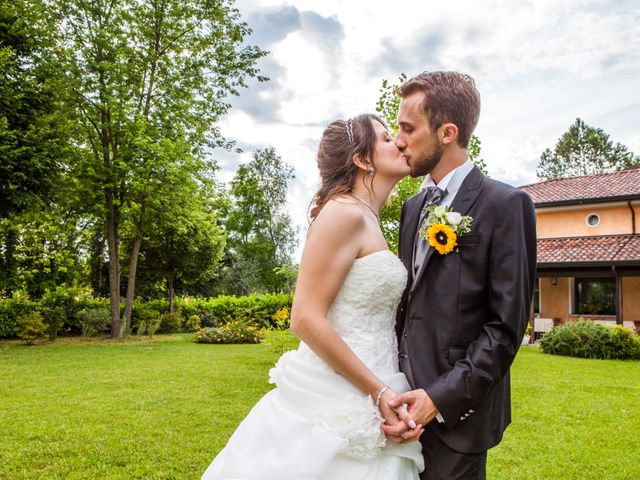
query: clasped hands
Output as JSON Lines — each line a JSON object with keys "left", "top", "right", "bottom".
{"left": 378, "top": 388, "right": 439, "bottom": 444}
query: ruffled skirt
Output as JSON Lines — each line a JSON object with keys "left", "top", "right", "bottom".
{"left": 202, "top": 347, "right": 424, "bottom": 479}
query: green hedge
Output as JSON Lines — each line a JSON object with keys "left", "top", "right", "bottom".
{"left": 175, "top": 294, "right": 291, "bottom": 329}
{"left": 0, "top": 291, "right": 292, "bottom": 338}
{"left": 540, "top": 319, "right": 640, "bottom": 360}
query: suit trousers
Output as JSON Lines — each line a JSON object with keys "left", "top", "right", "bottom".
{"left": 420, "top": 426, "right": 487, "bottom": 480}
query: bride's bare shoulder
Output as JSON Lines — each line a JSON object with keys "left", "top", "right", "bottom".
{"left": 308, "top": 197, "right": 365, "bottom": 237}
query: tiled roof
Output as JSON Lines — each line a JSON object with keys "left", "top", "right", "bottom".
{"left": 520, "top": 168, "right": 640, "bottom": 206}
{"left": 538, "top": 235, "right": 640, "bottom": 264}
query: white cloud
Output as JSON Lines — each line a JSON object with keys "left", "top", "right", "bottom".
{"left": 221, "top": 0, "right": 640, "bottom": 260}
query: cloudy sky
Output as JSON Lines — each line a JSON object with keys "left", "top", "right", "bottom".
{"left": 214, "top": 0, "right": 640, "bottom": 259}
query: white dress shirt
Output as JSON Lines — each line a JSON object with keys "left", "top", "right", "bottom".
{"left": 419, "top": 158, "right": 475, "bottom": 208}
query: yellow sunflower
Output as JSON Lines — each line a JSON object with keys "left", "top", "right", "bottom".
{"left": 427, "top": 223, "right": 457, "bottom": 255}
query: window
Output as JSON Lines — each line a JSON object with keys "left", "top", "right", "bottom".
{"left": 586, "top": 213, "right": 600, "bottom": 227}
{"left": 573, "top": 278, "right": 615, "bottom": 315}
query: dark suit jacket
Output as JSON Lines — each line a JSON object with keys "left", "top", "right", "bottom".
{"left": 396, "top": 166, "right": 537, "bottom": 454}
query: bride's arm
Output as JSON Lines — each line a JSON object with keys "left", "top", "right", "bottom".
{"left": 290, "top": 201, "right": 419, "bottom": 438}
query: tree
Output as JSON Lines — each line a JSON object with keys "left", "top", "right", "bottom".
{"left": 0, "top": 0, "right": 69, "bottom": 218}
{"left": 0, "top": 0, "right": 78, "bottom": 295}
{"left": 223, "top": 147, "right": 297, "bottom": 294}
{"left": 537, "top": 118, "right": 639, "bottom": 180}
{"left": 376, "top": 75, "right": 487, "bottom": 253}
{"left": 0, "top": 208, "right": 87, "bottom": 298}
{"left": 134, "top": 187, "right": 226, "bottom": 313}
{"left": 50, "top": 0, "right": 266, "bottom": 336}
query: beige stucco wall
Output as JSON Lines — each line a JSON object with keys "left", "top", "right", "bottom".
{"left": 536, "top": 204, "right": 635, "bottom": 238}
{"left": 539, "top": 276, "right": 640, "bottom": 324}
{"left": 539, "top": 277, "right": 570, "bottom": 322}
{"left": 623, "top": 276, "right": 640, "bottom": 322}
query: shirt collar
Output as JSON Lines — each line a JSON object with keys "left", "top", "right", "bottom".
{"left": 420, "top": 159, "right": 474, "bottom": 193}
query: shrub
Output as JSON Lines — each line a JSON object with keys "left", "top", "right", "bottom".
{"left": 540, "top": 319, "right": 640, "bottom": 360}
{"left": 0, "top": 294, "right": 38, "bottom": 338}
{"left": 140, "top": 298, "right": 169, "bottom": 316}
{"left": 134, "top": 305, "right": 162, "bottom": 337}
{"left": 271, "top": 307, "right": 290, "bottom": 330}
{"left": 76, "top": 309, "right": 111, "bottom": 337}
{"left": 609, "top": 325, "right": 640, "bottom": 360}
{"left": 137, "top": 316, "right": 161, "bottom": 337}
{"left": 40, "top": 286, "right": 93, "bottom": 335}
{"left": 16, "top": 312, "right": 48, "bottom": 345}
{"left": 198, "top": 312, "right": 216, "bottom": 328}
{"left": 185, "top": 315, "right": 201, "bottom": 332}
{"left": 194, "top": 321, "right": 264, "bottom": 344}
{"left": 525, "top": 323, "right": 532, "bottom": 337}
{"left": 175, "top": 294, "right": 291, "bottom": 329}
{"left": 0, "top": 293, "right": 291, "bottom": 339}
{"left": 158, "top": 312, "right": 183, "bottom": 333}
{"left": 40, "top": 306, "right": 65, "bottom": 340}
{"left": 241, "top": 294, "right": 291, "bottom": 329}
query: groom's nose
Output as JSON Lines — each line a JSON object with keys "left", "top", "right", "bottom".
{"left": 394, "top": 135, "right": 406, "bottom": 151}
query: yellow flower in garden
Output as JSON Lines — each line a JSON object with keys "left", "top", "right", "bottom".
{"left": 427, "top": 223, "right": 457, "bottom": 255}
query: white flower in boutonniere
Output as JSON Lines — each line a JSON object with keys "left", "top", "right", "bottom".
{"left": 419, "top": 205, "right": 473, "bottom": 255}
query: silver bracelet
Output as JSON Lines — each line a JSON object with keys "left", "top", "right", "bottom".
{"left": 375, "top": 386, "right": 389, "bottom": 408}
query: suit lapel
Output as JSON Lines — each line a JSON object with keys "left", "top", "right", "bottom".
{"left": 448, "top": 166, "right": 483, "bottom": 217}
{"left": 409, "top": 166, "right": 484, "bottom": 296}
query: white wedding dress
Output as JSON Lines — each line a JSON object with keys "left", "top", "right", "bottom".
{"left": 202, "top": 250, "right": 424, "bottom": 479}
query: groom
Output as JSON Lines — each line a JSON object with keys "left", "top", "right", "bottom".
{"left": 382, "top": 72, "right": 537, "bottom": 479}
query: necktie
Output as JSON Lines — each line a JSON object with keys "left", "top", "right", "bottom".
{"left": 413, "top": 186, "right": 446, "bottom": 276}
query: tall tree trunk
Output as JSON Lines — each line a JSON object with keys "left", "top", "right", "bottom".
{"left": 123, "top": 235, "right": 143, "bottom": 336}
{"left": 106, "top": 190, "right": 121, "bottom": 338}
{"left": 167, "top": 273, "right": 175, "bottom": 313}
{"left": 123, "top": 202, "right": 147, "bottom": 336}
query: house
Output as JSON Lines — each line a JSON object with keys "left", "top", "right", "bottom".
{"left": 519, "top": 166, "right": 640, "bottom": 334}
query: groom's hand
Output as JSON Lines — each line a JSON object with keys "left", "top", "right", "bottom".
{"left": 380, "top": 408, "right": 424, "bottom": 444}
{"left": 387, "top": 389, "right": 439, "bottom": 427}
{"left": 379, "top": 391, "right": 423, "bottom": 443}
{"left": 378, "top": 389, "right": 423, "bottom": 443}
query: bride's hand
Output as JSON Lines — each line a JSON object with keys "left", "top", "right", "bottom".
{"left": 378, "top": 389, "right": 424, "bottom": 443}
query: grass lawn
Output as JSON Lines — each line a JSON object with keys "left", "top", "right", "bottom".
{"left": 1, "top": 334, "right": 638, "bottom": 479}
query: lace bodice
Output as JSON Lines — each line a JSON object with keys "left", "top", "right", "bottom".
{"left": 295, "top": 249, "right": 407, "bottom": 377}
{"left": 265, "top": 250, "right": 419, "bottom": 463}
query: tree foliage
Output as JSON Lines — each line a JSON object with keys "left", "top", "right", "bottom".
{"left": 47, "top": 0, "right": 266, "bottom": 336}
{"left": 376, "top": 74, "right": 487, "bottom": 252}
{"left": 0, "top": 0, "right": 70, "bottom": 218}
{"left": 223, "top": 147, "right": 297, "bottom": 294}
{"left": 537, "top": 118, "right": 639, "bottom": 180}
{"left": 135, "top": 190, "right": 226, "bottom": 312}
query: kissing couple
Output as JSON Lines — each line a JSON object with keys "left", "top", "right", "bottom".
{"left": 202, "top": 71, "right": 537, "bottom": 480}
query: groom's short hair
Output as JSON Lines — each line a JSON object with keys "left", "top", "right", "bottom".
{"left": 398, "top": 71, "right": 480, "bottom": 149}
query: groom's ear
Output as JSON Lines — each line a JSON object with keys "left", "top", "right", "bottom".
{"left": 438, "top": 123, "right": 459, "bottom": 145}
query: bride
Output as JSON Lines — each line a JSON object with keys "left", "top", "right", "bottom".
{"left": 202, "top": 114, "right": 425, "bottom": 479}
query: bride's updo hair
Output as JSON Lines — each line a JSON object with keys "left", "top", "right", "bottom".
{"left": 310, "top": 113, "right": 386, "bottom": 220}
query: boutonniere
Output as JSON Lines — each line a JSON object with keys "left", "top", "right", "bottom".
{"left": 419, "top": 205, "right": 473, "bottom": 255}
